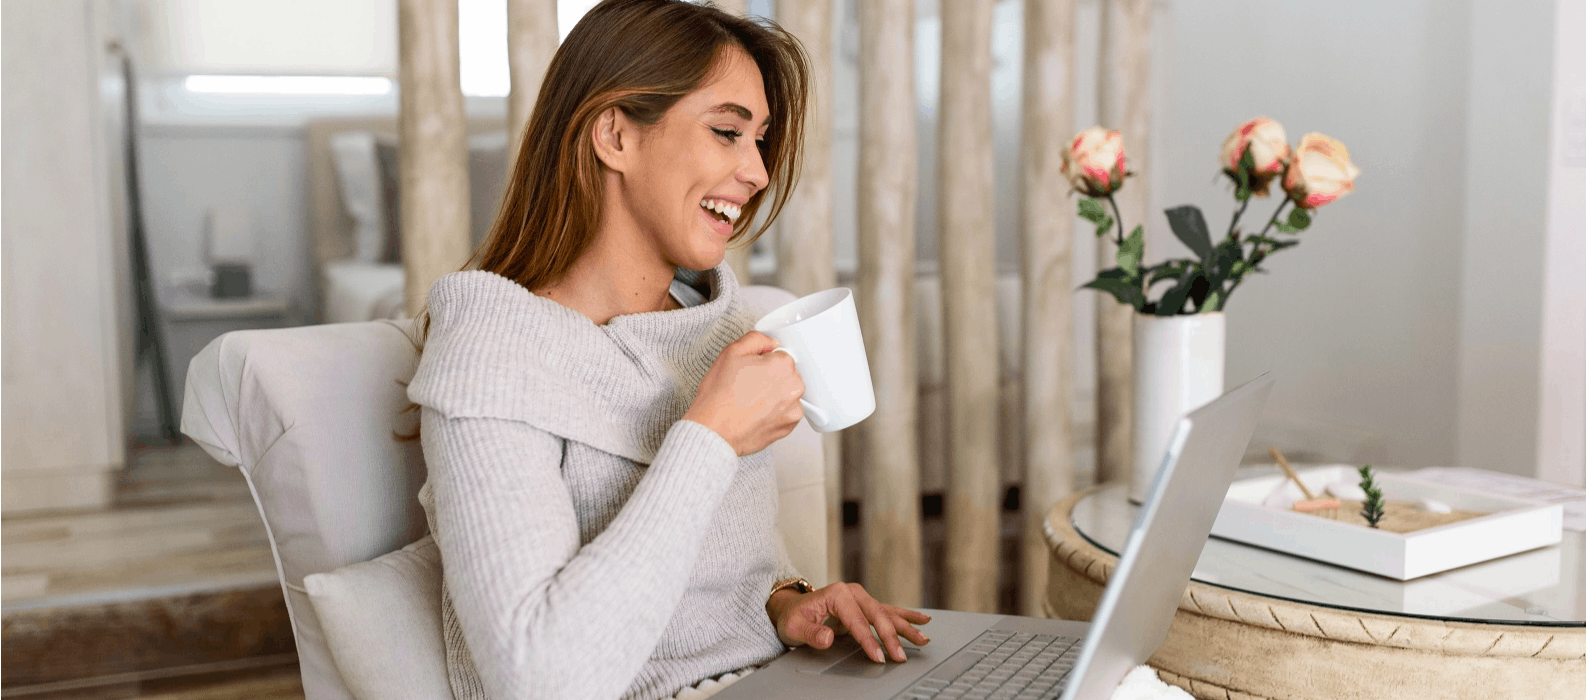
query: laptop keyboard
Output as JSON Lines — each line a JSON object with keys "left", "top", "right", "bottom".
{"left": 890, "top": 630, "right": 1083, "bottom": 700}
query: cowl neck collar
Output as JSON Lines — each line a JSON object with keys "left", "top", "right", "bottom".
{"left": 407, "top": 263, "right": 754, "bottom": 464}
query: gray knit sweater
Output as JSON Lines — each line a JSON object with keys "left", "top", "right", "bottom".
{"left": 409, "top": 263, "right": 796, "bottom": 700}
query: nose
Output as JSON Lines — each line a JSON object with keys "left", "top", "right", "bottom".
{"left": 738, "top": 140, "right": 770, "bottom": 193}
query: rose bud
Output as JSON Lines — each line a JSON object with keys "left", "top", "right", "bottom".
{"left": 1063, "top": 127, "right": 1127, "bottom": 197}
{"left": 1219, "top": 117, "right": 1289, "bottom": 195}
{"left": 1283, "top": 133, "right": 1361, "bottom": 209}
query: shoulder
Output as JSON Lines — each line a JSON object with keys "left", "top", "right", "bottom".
{"left": 409, "top": 271, "right": 608, "bottom": 419}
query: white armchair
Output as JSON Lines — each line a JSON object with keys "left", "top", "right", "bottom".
{"left": 180, "top": 285, "right": 829, "bottom": 700}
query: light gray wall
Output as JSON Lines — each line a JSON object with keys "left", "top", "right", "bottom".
{"left": 138, "top": 124, "right": 315, "bottom": 316}
{"left": 1149, "top": 0, "right": 1553, "bottom": 472}
{"left": 1537, "top": 0, "right": 1586, "bottom": 487}
{"left": 1455, "top": 0, "right": 1557, "bottom": 475}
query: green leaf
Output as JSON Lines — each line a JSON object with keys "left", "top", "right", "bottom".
{"left": 1095, "top": 216, "right": 1114, "bottom": 239}
{"left": 1287, "top": 207, "right": 1312, "bottom": 231}
{"left": 1148, "top": 261, "right": 1192, "bottom": 287}
{"left": 1211, "top": 236, "right": 1244, "bottom": 278}
{"left": 1154, "top": 273, "right": 1197, "bottom": 316}
{"left": 1200, "top": 289, "right": 1224, "bottom": 313}
{"left": 1274, "top": 222, "right": 1301, "bottom": 234}
{"left": 1164, "top": 205, "right": 1215, "bottom": 262}
{"left": 1095, "top": 268, "right": 1132, "bottom": 283}
{"left": 1117, "top": 225, "right": 1144, "bottom": 276}
{"left": 1082, "top": 277, "right": 1145, "bottom": 310}
{"left": 1235, "top": 186, "right": 1251, "bottom": 202}
{"left": 1078, "top": 198, "right": 1108, "bottom": 223}
{"left": 1236, "top": 149, "right": 1253, "bottom": 191}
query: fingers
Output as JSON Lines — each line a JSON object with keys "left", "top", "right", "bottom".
{"left": 891, "top": 617, "right": 930, "bottom": 647}
{"left": 881, "top": 604, "right": 931, "bottom": 646}
{"left": 884, "top": 604, "right": 933, "bottom": 626}
{"left": 781, "top": 605, "right": 836, "bottom": 649}
{"left": 735, "top": 330, "right": 779, "bottom": 356}
{"left": 852, "top": 591, "right": 906, "bottom": 662}
{"left": 829, "top": 586, "right": 888, "bottom": 664}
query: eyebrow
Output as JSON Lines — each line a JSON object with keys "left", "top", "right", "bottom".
{"left": 707, "top": 102, "right": 768, "bottom": 125}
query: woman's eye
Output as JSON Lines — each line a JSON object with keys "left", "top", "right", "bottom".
{"left": 712, "top": 127, "right": 742, "bottom": 143}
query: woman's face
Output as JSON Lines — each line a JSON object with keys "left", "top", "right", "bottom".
{"left": 615, "top": 46, "right": 771, "bottom": 272}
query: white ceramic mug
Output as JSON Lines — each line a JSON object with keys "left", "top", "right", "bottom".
{"left": 753, "top": 288, "right": 877, "bottom": 433}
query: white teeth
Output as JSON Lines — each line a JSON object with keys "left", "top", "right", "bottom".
{"left": 700, "top": 198, "right": 741, "bottom": 224}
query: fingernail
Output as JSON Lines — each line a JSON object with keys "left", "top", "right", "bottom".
{"left": 871, "top": 649, "right": 883, "bottom": 663}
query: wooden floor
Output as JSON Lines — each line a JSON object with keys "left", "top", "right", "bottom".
{"left": 2, "top": 442, "right": 278, "bottom": 609}
{"left": 7, "top": 661, "right": 303, "bottom": 699}
{"left": 2, "top": 440, "right": 300, "bottom": 698}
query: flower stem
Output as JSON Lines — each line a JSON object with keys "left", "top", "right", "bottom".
{"left": 1106, "top": 193, "right": 1148, "bottom": 303}
{"left": 1257, "top": 198, "right": 1291, "bottom": 239}
{"left": 1106, "top": 193, "right": 1126, "bottom": 249}
{"left": 1217, "top": 198, "right": 1294, "bottom": 313}
{"left": 1227, "top": 195, "right": 1251, "bottom": 239}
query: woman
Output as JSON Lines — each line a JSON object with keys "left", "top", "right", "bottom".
{"left": 403, "top": 2, "right": 931, "bottom": 698}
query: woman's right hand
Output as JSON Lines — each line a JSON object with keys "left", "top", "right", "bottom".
{"left": 683, "top": 331, "right": 806, "bottom": 456}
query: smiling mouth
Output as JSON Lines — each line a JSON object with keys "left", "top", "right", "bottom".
{"left": 700, "top": 198, "right": 741, "bottom": 226}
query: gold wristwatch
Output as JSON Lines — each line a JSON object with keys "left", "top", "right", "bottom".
{"left": 769, "top": 576, "right": 813, "bottom": 598}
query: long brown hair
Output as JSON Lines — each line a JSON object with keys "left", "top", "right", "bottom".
{"left": 397, "top": 0, "right": 810, "bottom": 440}
{"left": 475, "top": 0, "right": 808, "bottom": 291}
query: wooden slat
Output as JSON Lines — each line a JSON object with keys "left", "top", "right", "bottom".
{"left": 1094, "top": 0, "right": 1153, "bottom": 487}
{"left": 775, "top": 0, "right": 841, "bottom": 588}
{"left": 398, "top": 0, "right": 472, "bottom": 315}
{"left": 1019, "top": 0, "right": 1079, "bottom": 618}
{"left": 937, "top": 0, "right": 1000, "bottom": 614}
{"left": 857, "top": 0, "right": 922, "bottom": 608}
{"left": 505, "top": 0, "right": 559, "bottom": 166}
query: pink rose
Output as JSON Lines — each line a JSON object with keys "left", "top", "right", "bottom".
{"left": 1283, "top": 133, "right": 1360, "bottom": 209}
{"left": 1063, "top": 127, "right": 1127, "bottom": 197}
{"left": 1219, "top": 117, "right": 1289, "bottom": 195}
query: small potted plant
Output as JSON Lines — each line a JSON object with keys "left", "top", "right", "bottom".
{"left": 1064, "top": 119, "right": 1361, "bottom": 501}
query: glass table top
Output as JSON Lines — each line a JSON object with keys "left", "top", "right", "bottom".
{"left": 1071, "top": 478, "right": 1585, "bottom": 626}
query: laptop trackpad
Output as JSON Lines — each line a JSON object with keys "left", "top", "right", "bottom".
{"left": 800, "top": 642, "right": 922, "bottom": 679}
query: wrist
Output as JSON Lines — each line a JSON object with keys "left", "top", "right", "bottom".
{"left": 681, "top": 411, "right": 726, "bottom": 442}
{"left": 766, "top": 587, "right": 801, "bottom": 620}
{"left": 765, "top": 577, "right": 812, "bottom": 623}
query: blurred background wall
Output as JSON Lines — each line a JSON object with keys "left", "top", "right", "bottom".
{"left": 4, "top": 0, "right": 1580, "bottom": 501}
{"left": 2, "top": 0, "right": 133, "bottom": 514}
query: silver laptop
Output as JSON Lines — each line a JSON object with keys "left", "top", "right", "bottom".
{"left": 717, "top": 372, "right": 1273, "bottom": 700}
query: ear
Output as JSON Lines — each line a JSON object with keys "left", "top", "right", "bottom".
{"left": 591, "top": 106, "right": 635, "bottom": 173}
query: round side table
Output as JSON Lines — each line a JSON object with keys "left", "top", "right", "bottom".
{"left": 1043, "top": 482, "right": 1585, "bottom": 700}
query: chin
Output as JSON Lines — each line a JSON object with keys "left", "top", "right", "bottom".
{"left": 670, "top": 246, "right": 723, "bottom": 273}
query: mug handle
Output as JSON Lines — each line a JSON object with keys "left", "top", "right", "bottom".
{"left": 771, "top": 347, "right": 830, "bottom": 426}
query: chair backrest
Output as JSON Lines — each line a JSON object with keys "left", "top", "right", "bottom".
{"left": 179, "top": 286, "right": 827, "bottom": 700}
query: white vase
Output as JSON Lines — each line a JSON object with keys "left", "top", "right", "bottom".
{"left": 1129, "top": 313, "right": 1226, "bottom": 504}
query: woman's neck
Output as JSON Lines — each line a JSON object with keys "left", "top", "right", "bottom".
{"left": 530, "top": 230, "right": 681, "bottom": 326}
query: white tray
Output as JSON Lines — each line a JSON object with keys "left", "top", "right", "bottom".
{"left": 1210, "top": 465, "right": 1564, "bottom": 580}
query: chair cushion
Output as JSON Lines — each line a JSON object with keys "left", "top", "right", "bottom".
{"left": 182, "top": 318, "right": 430, "bottom": 700}
{"left": 305, "top": 536, "right": 453, "bottom": 700}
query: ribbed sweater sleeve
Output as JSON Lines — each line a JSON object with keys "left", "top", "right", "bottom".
{"left": 422, "top": 409, "right": 743, "bottom": 700}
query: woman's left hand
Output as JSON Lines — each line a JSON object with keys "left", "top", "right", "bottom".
{"left": 766, "top": 582, "right": 931, "bottom": 663}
